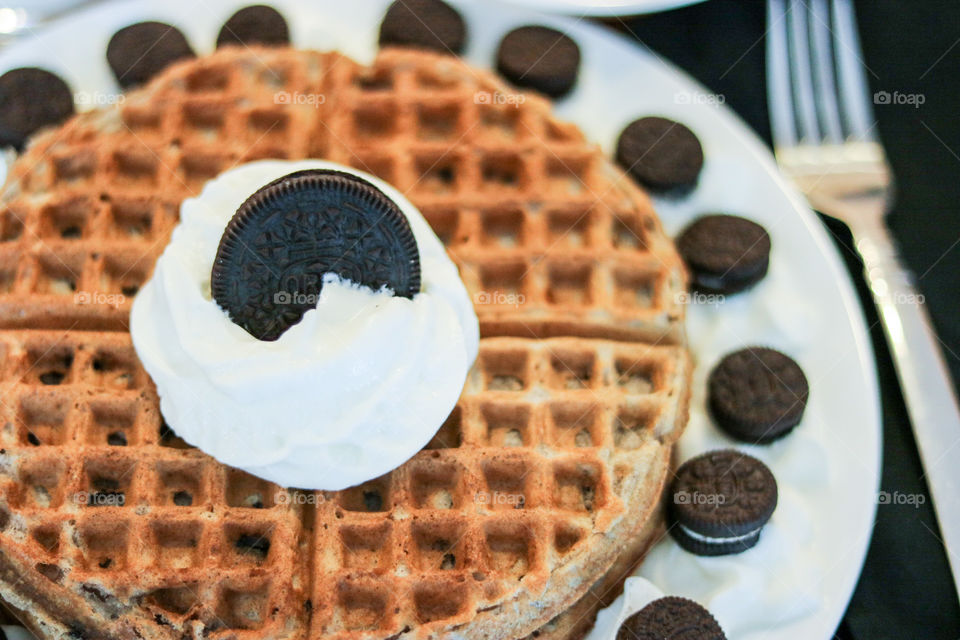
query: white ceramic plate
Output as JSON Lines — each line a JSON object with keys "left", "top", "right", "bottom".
{"left": 498, "top": 0, "right": 709, "bottom": 17}
{"left": 0, "top": 1, "right": 880, "bottom": 639}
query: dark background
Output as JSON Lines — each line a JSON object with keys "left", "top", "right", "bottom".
{"left": 606, "top": 0, "right": 960, "bottom": 637}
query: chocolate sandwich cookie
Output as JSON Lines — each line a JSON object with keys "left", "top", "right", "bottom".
{"left": 217, "top": 5, "right": 290, "bottom": 48}
{"left": 107, "top": 22, "right": 195, "bottom": 89}
{"left": 617, "top": 596, "right": 727, "bottom": 640}
{"left": 496, "top": 26, "right": 581, "bottom": 98}
{"left": 615, "top": 116, "right": 703, "bottom": 196}
{"left": 378, "top": 0, "right": 466, "bottom": 55}
{"left": 211, "top": 169, "right": 421, "bottom": 341}
{"left": 668, "top": 449, "right": 778, "bottom": 556}
{"left": 709, "top": 347, "right": 809, "bottom": 443}
{"left": 0, "top": 68, "right": 74, "bottom": 150}
{"left": 677, "top": 214, "right": 771, "bottom": 294}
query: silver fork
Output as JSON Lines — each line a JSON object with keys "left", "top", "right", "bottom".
{"left": 767, "top": 0, "right": 960, "bottom": 598}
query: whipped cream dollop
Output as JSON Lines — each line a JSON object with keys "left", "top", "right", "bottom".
{"left": 131, "top": 160, "right": 479, "bottom": 490}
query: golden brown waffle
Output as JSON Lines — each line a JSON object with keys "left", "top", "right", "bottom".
{"left": 0, "top": 47, "right": 691, "bottom": 640}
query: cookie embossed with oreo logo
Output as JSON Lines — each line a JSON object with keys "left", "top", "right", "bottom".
{"left": 617, "top": 596, "right": 727, "bottom": 640}
{"left": 708, "top": 346, "right": 809, "bottom": 442}
{"left": 211, "top": 170, "right": 420, "bottom": 341}
{"left": 668, "top": 449, "right": 778, "bottom": 556}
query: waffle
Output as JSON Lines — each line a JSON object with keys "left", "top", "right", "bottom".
{"left": 0, "top": 47, "right": 691, "bottom": 640}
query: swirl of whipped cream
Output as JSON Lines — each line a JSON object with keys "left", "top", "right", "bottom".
{"left": 131, "top": 160, "right": 479, "bottom": 490}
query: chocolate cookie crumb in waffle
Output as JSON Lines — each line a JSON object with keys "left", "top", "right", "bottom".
{"left": 0, "top": 47, "right": 691, "bottom": 640}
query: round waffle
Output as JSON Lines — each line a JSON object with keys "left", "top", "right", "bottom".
{"left": 0, "top": 47, "right": 690, "bottom": 640}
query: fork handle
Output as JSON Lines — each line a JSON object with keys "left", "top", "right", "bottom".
{"left": 851, "top": 215, "right": 960, "bottom": 596}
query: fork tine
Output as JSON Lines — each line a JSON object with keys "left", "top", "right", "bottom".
{"left": 786, "top": 0, "right": 821, "bottom": 143}
{"left": 831, "top": 0, "right": 877, "bottom": 140}
{"left": 766, "top": 0, "right": 797, "bottom": 149}
{"left": 808, "top": 0, "right": 844, "bottom": 143}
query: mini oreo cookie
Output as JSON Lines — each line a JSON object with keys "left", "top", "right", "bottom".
{"left": 669, "top": 449, "right": 778, "bottom": 556}
{"left": 378, "top": 0, "right": 466, "bottom": 55}
{"left": 709, "top": 347, "right": 809, "bottom": 443}
{"left": 496, "top": 26, "right": 581, "bottom": 98}
{"left": 212, "top": 170, "right": 421, "bottom": 341}
{"left": 0, "top": 68, "right": 74, "bottom": 150}
{"left": 677, "top": 214, "right": 771, "bottom": 294}
{"left": 107, "top": 22, "right": 195, "bottom": 89}
{"left": 617, "top": 596, "right": 727, "bottom": 640}
{"left": 615, "top": 116, "right": 703, "bottom": 196}
{"left": 217, "top": 5, "right": 290, "bottom": 48}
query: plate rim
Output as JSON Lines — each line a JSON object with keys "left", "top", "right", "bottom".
{"left": 496, "top": 0, "right": 709, "bottom": 17}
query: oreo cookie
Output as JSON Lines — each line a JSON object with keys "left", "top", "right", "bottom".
{"left": 677, "top": 214, "right": 771, "bottom": 294}
{"left": 669, "top": 449, "right": 778, "bottom": 556}
{"left": 217, "top": 5, "right": 290, "bottom": 48}
{"left": 378, "top": 0, "right": 466, "bottom": 55}
{"left": 617, "top": 596, "right": 726, "bottom": 640}
{"left": 211, "top": 170, "right": 421, "bottom": 341}
{"left": 615, "top": 116, "right": 703, "bottom": 195}
{"left": 107, "top": 22, "right": 195, "bottom": 89}
{"left": 708, "top": 347, "right": 809, "bottom": 443}
{"left": 0, "top": 68, "right": 74, "bottom": 150}
{"left": 495, "top": 26, "right": 580, "bottom": 98}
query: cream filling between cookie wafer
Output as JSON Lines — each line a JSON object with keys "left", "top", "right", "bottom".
{"left": 678, "top": 524, "right": 764, "bottom": 545}
{"left": 130, "top": 160, "right": 479, "bottom": 491}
